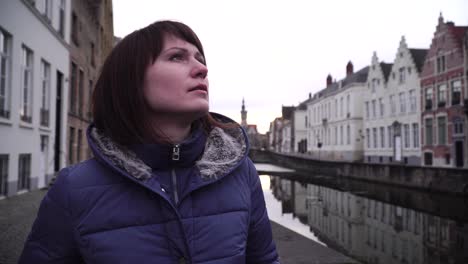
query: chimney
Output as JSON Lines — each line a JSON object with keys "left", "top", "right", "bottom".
{"left": 309, "top": 92, "right": 312, "bottom": 99}
{"left": 346, "top": 61, "right": 354, "bottom": 76}
{"left": 326, "top": 74, "right": 332, "bottom": 87}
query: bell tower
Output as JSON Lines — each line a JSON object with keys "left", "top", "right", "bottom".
{"left": 241, "top": 98, "right": 247, "bottom": 127}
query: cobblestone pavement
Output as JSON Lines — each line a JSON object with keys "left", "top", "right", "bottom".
{"left": 0, "top": 189, "right": 358, "bottom": 264}
{"left": 0, "top": 188, "right": 47, "bottom": 264}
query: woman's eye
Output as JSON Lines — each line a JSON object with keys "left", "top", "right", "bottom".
{"left": 169, "top": 54, "right": 184, "bottom": 61}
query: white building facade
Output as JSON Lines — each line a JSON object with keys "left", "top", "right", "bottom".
{"left": 293, "top": 99, "right": 309, "bottom": 153}
{"left": 363, "top": 39, "right": 427, "bottom": 165}
{"left": 307, "top": 64, "right": 369, "bottom": 161}
{"left": 0, "top": 0, "right": 71, "bottom": 197}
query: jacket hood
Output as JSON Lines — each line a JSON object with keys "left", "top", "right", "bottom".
{"left": 87, "top": 113, "right": 249, "bottom": 181}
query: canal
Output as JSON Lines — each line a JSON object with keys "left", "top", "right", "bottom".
{"left": 257, "top": 165, "right": 468, "bottom": 264}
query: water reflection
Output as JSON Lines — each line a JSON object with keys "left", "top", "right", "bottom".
{"left": 264, "top": 175, "right": 468, "bottom": 264}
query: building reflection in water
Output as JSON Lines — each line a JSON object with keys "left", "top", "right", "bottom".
{"left": 267, "top": 175, "right": 468, "bottom": 264}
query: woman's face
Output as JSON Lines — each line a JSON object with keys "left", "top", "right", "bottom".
{"left": 143, "top": 34, "right": 209, "bottom": 122}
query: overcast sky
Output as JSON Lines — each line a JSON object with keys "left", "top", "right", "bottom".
{"left": 113, "top": 0, "right": 468, "bottom": 133}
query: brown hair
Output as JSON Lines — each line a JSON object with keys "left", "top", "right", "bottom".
{"left": 92, "top": 20, "right": 228, "bottom": 145}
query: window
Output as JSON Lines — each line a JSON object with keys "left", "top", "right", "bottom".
{"left": 340, "top": 125, "right": 343, "bottom": 145}
{"left": 409, "top": 89, "right": 417, "bottom": 112}
{"left": 372, "top": 100, "right": 376, "bottom": 118}
{"left": 366, "top": 128, "right": 370, "bottom": 148}
{"left": 44, "top": 0, "right": 53, "bottom": 22}
{"left": 436, "top": 53, "right": 446, "bottom": 73}
{"left": 77, "top": 129, "right": 82, "bottom": 162}
{"left": 333, "top": 99, "right": 337, "bottom": 118}
{"left": 379, "top": 98, "right": 384, "bottom": 116}
{"left": 90, "top": 42, "right": 95, "bottom": 67}
{"left": 399, "top": 92, "right": 406, "bottom": 113}
{"left": 454, "top": 120, "right": 464, "bottom": 135}
{"left": 40, "top": 60, "right": 50, "bottom": 127}
{"left": 437, "top": 84, "right": 447, "bottom": 107}
{"left": 78, "top": 69, "right": 84, "bottom": 116}
{"left": 346, "top": 95, "right": 350, "bottom": 115}
{"left": 404, "top": 124, "right": 410, "bottom": 148}
{"left": 340, "top": 98, "right": 343, "bottom": 117}
{"left": 70, "top": 63, "right": 77, "bottom": 114}
{"left": 371, "top": 78, "right": 378, "bottom": 93}
{"left": 365, "top": 101, "right": 369, "bottom": 119}
{"left": 346, "top": 125, "right": 350, "bottom": 145}
{"left": 373, "top": 128, "right": 377, "bottom": 148}
{"left": 412, "top": 123, "right": 419, "bottom": 148}
{"left": 59, "top": 0, "right": 66, "bottom": 37}
{"left": 18, "top": 154, "right": 31, "bottom": 190}
{"left": 71, "top": 12, "right": 79, "bottom": 46}
{"left": 390, "top": 95, "right": 396, "bottom": 114}
{"left": 388, "top": 126, "right": 393, "bottom": 148}
{"left": 88, "top": 80, "right": 93, "bottom": 119}
{"left": 399, "top": 67, "right": 405, "bottom": 84}
{"left": 0, "top": 154, "right": 8, "bottom": 196}
{"left": 20, "top": 46, "right": 33, "bottom": 123}
{"left": 451, "top": 80, "right": 461, "bottom": 105}
{"left": 334, "top": 126, "right": 338, "bottom": 145}
{"left": 0, "top": 29, "right": 11, "bottom": 119}
{"left": 69, "top": 127, "right": 75, "bottom": 165}
{"left": 425, "top": 118, "right": 433, "bottom": 145}
{"left": 425, "top": 88, "right": 433, "bottom": 110}
{"left": 437, "top": 116, "right": 446, "bottom": 145}
{"left": 380, "top": 127, "right": 385, "bottom": 148}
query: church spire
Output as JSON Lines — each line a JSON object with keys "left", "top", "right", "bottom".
{"left": 241, "top": 98, "right": 247, "bottom": 127}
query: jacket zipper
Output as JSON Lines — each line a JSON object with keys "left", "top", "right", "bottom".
{"left": 172, "top": 144, "right": 180, "bottom": 204}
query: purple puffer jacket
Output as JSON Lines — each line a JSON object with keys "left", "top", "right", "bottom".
{"left": 19, "top": 114, "right": 279, "bottom": 264}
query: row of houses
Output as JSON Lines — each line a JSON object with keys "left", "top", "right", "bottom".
{"left": 269, "top": 14, "right": 468, "bottom": 168}
{"left": 0, "top": 0, "right": 114, "bottom": 197}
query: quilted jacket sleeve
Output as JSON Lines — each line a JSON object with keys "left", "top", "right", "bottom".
{"left": 245, "top": 159, "right": 280, "bottom": 264}
{"left": 18, "top": 167, "right": 83, "bottom": 264}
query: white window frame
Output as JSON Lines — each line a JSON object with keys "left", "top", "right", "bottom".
{"left": 412, "top": 123, "right": 419, "bottom": 148}
{"left": 0, "top": 29, "right": 11, "bottom": 119}
{"left": 20, "top": 46, "right": 34, "bottom": 123}
{"left": 40, "top": 59, "right": 51, "bottom": 127}
{"left": 409, "top": 89, "right": 417, "bottom": 112}
{"left": 399, "top": 92, "right": 406, "bottom": 113}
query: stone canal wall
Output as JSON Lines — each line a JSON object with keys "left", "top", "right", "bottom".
{"left": 250, "top": 149, "right": 468, "bottom": 195}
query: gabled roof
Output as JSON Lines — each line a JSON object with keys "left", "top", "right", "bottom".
{"left": 380, "top": 63, "right": 393, "bottom": 82}
{"left": 409, "top": 49, "right": 428, "bottom": 73}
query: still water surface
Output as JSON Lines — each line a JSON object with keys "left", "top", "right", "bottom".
{"left": 259, "top": 172, "right": 468, "bottom": 264}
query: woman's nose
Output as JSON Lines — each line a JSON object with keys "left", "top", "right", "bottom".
{"left": 191, "top": 61, "right": 208, "bottom": 79}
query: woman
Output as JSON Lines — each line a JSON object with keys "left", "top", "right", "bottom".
{"left": 19, "top": 21, "right": 279, "bottom": 264}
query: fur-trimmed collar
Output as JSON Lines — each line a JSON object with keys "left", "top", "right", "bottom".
{"left": 89, "top": 125, "right": 247, "bottom": 181}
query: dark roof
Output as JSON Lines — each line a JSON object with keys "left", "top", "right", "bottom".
{"left": 296, "top": 97, "right": 312, "bottom": 110}
{"left": 450, "top": 25, "right": 468, "bottom": 46}
{"left": 409, "top": 49, "right": 428, "bottom": 73}
{"left": 282, "top": 106, "right": 295, "bottom": 119}
{"left": 308, "top": 66, "right": 369, "bottom": 104}
{"left": 341, "top": 66, "right": 369, "bottom": 87}
{"left": 380, "top": 63, "right": 393, "bottom": 82}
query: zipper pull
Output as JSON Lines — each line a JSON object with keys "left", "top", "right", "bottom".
{"left": 172, "top": 144, "right": 180, "bottom": 161}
